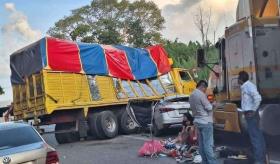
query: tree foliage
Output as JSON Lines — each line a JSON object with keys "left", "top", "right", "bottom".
{"left": 193, "top": 6, "right": 212, "bottom": 47}
{"left": 48, "top": 0, "right": 164, "bottom": 47}
{"left": 163, "top": 39, "right": 218, "bottom": 80}
{"left": 48, "top": 0, "right": 219, "bottom": 80}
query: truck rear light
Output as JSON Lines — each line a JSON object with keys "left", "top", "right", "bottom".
{"left": 46, "top": 151, "right": 59, "bottom": 164}
{"left": 159, "top": 108, "right": 174, "bottom": 113}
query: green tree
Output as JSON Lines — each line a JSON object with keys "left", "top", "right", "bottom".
{"left": 163, "top": 39, "right": 218, "bottom": 80}
{"left": 163, "top": 39, "right": 201, "bottom": 68}
{"left": 0, "top": 86, "right": 4, "bottom": 95}
{"left": 48, "top": 0, "right": 164, "bottom": 47}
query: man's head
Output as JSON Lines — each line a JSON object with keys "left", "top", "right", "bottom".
{"left": 238, "top": 71, "right": 249, "bottom": 85}
{"left": 196, "top": 80, "right": 208, "bottom": 93}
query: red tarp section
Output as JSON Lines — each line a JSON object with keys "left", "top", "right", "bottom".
{"left": 47, "top": 37, "right": 82, "bottom": 73}
{"left": 102, "top": 45, "right": 134, "bottom": 79}
{"left": 147, "top": 45, "right": 171, "bottom": 75}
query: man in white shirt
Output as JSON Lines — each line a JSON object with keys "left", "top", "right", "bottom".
{"left": 238, "top": 71, "right": 266, "bottom": 164}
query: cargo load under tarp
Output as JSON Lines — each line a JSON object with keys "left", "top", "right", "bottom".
{"left": 10, "top": 37, "right": 171, "bottom": 84}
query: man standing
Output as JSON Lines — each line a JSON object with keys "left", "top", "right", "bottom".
{"left": 189, "top": 80, "right": 217, "bottom": 164}
{"left": 238, "top": 71, "right": 266, "bottom": 164}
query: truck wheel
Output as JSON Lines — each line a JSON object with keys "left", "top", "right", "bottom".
{"left": 88, "top": 113, "right": 106, "bottom": 139}
{"left": 119, "top": 111, "right": 137, "bottom": 134}
{"left": 55, "top": 122, "right": 79, "bottom": 144}
{"left": 259, "top": 104, "right": 280, "bottom": 136}
{"left": 96, "top": 111, "right": 119, "bottom": 139}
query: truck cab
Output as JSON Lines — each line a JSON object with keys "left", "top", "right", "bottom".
{"left": 170, "top": 68, "right": 197, "bottom": 96}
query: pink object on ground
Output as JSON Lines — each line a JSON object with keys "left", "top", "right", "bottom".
{"left": 138, "top": 140, "right": 164, "bottom": 157}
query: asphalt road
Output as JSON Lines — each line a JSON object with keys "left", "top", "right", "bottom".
{"left": 43, "top": 133, "right": 175, "bottom": 164}
{"left": 43, "top": 128, "right": 280, "bottom": 164}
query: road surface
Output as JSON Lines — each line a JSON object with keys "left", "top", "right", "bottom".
{"left": 43, "top": 127, "right": 280, "bottom": 164}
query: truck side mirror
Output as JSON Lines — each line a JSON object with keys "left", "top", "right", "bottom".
{"left": 197, "top": 48, "right": 205, "bottom": 68}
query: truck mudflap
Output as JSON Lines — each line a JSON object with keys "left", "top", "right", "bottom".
{"left": 259, "top": 104, "right": 280, "bottom": 136}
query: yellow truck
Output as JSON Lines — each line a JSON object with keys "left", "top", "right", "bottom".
{"left": 10, "top": 37, "right": 196, "bottom": 143}
{"left": 198, "top": 0, "right": 280, "bottom": 137}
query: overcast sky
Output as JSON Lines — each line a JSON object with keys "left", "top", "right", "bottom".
{"left": 0, "top": 0, "right": 238, "bottom": 104}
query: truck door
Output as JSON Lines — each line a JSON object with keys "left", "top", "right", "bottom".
{"left": 227, "top": 34, "right": 243, "bottom": 100}
{"left": 226, "top": 29, "right": 256, "bottom": 101}
{"left": 255, "top": 27, "right": 280, "bottom": 99}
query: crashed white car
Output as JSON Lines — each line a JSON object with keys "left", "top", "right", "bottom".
{"left": 153, "top": 95, "right": 191, "bottom": 136}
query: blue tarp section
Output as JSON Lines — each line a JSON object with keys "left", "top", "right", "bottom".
{"left": 114, "top": 45, "right": 158, "bottom": 80}
{"left": 78, "top": 43, "right": 108, "bottom": 75}
{"left": 40, "top": 38, "right": 47, "bottom": 67}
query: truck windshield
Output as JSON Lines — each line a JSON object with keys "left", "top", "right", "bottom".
{"left": 179, "top": 71, "right": 191, "bottom": 81}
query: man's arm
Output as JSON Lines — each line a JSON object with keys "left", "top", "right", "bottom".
{"left": 201, "top": 94, "right": 213, "bottom": 111}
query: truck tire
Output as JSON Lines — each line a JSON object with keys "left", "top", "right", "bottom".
{"left": 96, "top": 111, "right": 119, "bottom": 139}
{"left": 119, "top": 111, "right": 137, "bottom": 134}
{"left": 88, "top": 113, "right": 106, "bottom": 139}
{"left": 259, "top": 104, "right": 280, "bottom": 136}
{"left": 55, "top": 122, "right": 79, "bottom": 144}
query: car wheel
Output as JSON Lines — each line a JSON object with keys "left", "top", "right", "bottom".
{"left": 152, "top": 122, "right": 163, "bottom": 137}
{"left": 97, "top": 111, "right": 119, "bottom": 139}
{"left": 119, "top": 111, "right": 137, "bottom": 134}
{"left": 88, "top": 113, "right": 106, "bottom": 139}
{"left": 55, "top": 122, "right": 79, "bottom": 144}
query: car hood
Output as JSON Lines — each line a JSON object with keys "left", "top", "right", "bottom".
{"left": 159, "top": 95, "right": 190, "bottom": 109}
{"left": 163, "top": 94, "right": 189, "bottom": 102}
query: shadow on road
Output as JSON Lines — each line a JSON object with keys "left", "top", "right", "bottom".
{"left": 214, "top": 130, "right": 280, "bottom": 152}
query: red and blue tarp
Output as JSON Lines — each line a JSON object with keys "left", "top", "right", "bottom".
{"left": 10, "top": 37, "right": 171, "bottom": 84}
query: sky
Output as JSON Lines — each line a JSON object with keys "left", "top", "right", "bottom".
{"left": 0, "top": 0, "right": 238, "bottom": 105}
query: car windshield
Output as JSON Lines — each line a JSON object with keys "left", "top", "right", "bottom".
{"left": 0, "top": 126, "right": 42, "bottom": 150}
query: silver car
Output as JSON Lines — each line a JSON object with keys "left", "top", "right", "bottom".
{"left": 0, "top": 122, "right": 59, "bottom": 164}
{"left": 153, "top": 95, "right": 191, "bottom": 136}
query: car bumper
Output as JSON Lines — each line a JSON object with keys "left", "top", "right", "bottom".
{"left": 155, "top": 113, "right": 183, "bottom": 129}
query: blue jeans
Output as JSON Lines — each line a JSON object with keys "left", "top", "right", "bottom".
{"left": 195, "top": 123, "right": 217, "bottom": 164}
{"left": 246, "top": 114, "right": 266, "bottom": 163}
